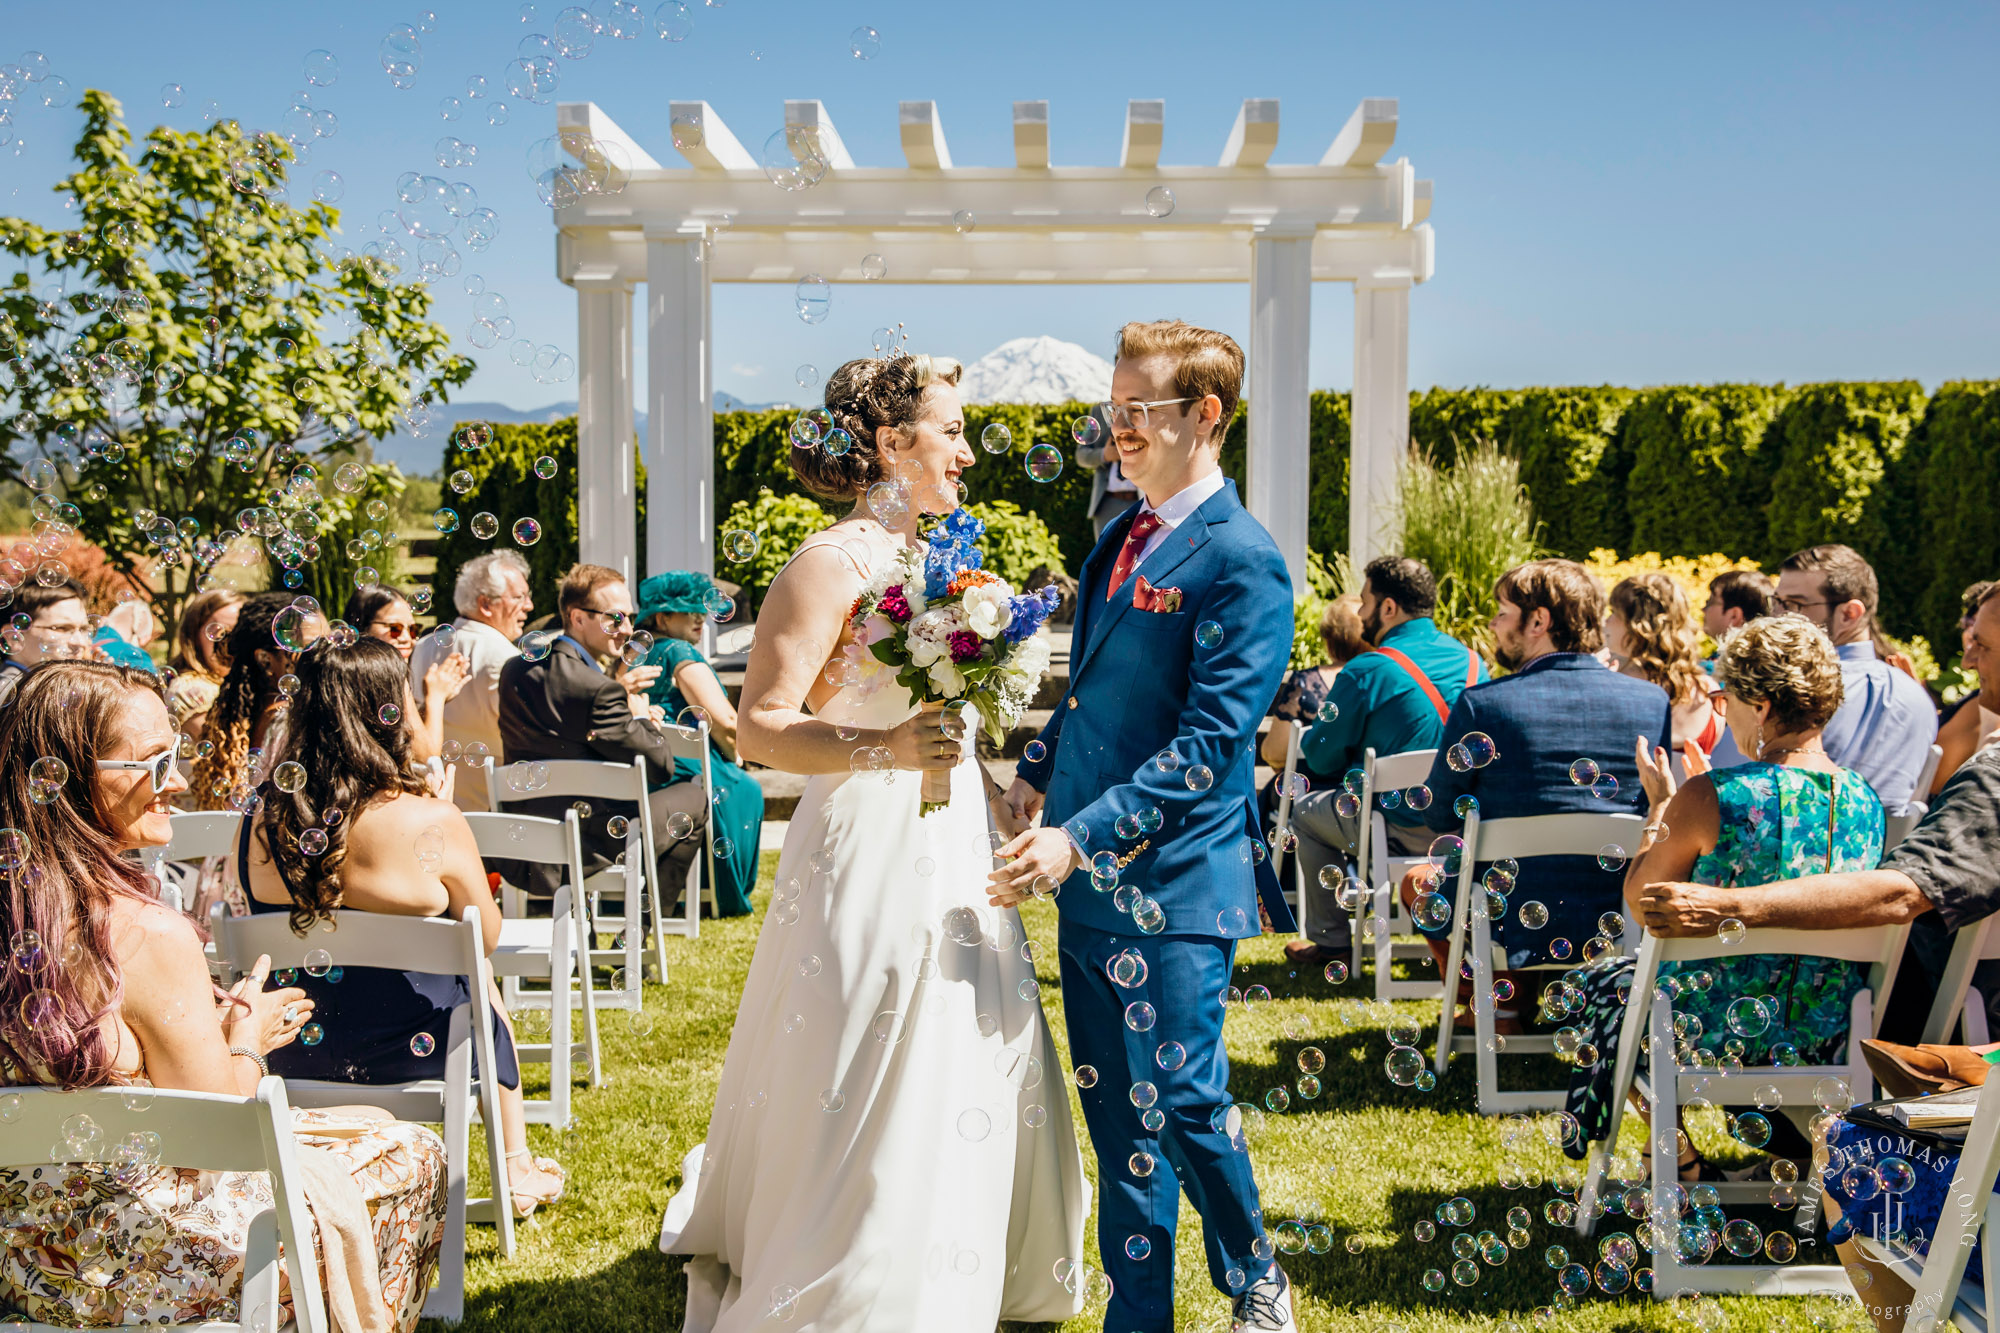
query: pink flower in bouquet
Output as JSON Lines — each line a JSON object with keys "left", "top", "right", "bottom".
{"left": 878, "top": 586, "right": 912, "bottom": 623}
{"left": 948, "top": 630, "right": 985, "bottom": 664}
{"left": 862, "top": 614, "right": 897, "bottom": 646}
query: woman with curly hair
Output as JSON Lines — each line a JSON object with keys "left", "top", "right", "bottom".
{"left": 188, "top": 591, "right": 306, "bottom": 813}
{"left": 165, "top": 587, "right": 243, "bottom": 743}
{"left": 1563, "top": 613, "right": 1878, "bottom": 1180}
{"left": 242, "top": 635, "right": 567, "bottom": 1219}
{"left": 0, "top": 661, "right": 449, "bottom": 1329}
{"left": 1605, "top": 572, "right": 1724, "bottom": 760}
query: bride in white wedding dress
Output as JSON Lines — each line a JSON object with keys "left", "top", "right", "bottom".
{"left": 659, "top": 352, "right": 1088, "bottom": 1331}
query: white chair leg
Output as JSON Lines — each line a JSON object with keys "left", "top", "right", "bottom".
{"left": 549, "top": 908, "right": 573, "bottom": 1129}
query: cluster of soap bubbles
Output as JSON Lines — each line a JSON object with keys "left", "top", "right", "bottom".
{"left": 1443, "top": 730, "right": 1499, "bottom": 772}
{"left": 762, "top": 123, "right": 841, "bottom": 193}
{"left": 527, "top": 129, "right": 633, "bottom": 207}
{"left": 1568, "top": 756, "right": 1620, "bottom": 801}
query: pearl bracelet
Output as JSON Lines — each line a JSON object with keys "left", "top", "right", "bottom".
{"left": 228, "top": 1046, "right": 269, "bottom": 1078}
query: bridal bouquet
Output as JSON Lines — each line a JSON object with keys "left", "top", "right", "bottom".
{"left": 848, "top": 508, "right": 1061, "bottom": 814}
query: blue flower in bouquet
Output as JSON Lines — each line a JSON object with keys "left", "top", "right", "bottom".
{"left": 924, "top": 508, "right": 986, "bottom": 601}
{"left": 1001, "top": 585, "right": 1062, "bottom": 645}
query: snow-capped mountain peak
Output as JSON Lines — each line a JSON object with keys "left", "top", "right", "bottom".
{"left": 957, "top": 336, "right": 1113, "bottom": 406}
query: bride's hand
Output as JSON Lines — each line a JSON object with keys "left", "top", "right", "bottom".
{"left": 885, "top": 703, "right": 959, "bottom": 771}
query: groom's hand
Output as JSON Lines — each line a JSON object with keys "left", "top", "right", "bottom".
{"left": 987, "top": 827, "right": 1076, "bottom": 908}
{"left": 1004, "top": 776, "right": 1044, "bottom": 826}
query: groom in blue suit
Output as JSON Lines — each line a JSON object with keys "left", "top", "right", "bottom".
{"left": 992, "top": 320, "right": 1299, "bottom": 1332}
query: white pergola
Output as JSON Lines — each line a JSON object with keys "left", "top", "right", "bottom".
{"left": 551, "top": 96, "right": 1434, "bottom": 591}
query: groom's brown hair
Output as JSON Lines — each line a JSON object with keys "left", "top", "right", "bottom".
{"left": 1114, "top": 320, "right": 1244, "bottom": 443}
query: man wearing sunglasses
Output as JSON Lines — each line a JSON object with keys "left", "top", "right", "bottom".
{"left": 0, "top": 576, "right": 104, "bottom": 707}
{"left": 497, "top": 563, "right": 709, "bottom": 906}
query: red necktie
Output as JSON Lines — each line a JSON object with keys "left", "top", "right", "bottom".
{"left": 1107, "top": 510, "right": 1163, "bottom": 601}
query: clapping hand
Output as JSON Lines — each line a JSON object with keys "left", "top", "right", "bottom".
{"left": 1634, "top": 733, "right": 1676, "bottom": 812}
{"left": 424, "top": 651, "right": 472, "bottom": 704}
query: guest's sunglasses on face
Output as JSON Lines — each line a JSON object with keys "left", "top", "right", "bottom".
{"left": 583, "top": 608, "right": 633, "bottom": 629}
{"left": 370, "top": 621, "right": 416, "bottom": 640}
{"left": 96, "top": 748, "right": 178, "bottom": 793}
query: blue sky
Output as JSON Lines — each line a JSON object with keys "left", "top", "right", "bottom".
{"left": 2, "top": 1, "right": 1994, "bottom": 412}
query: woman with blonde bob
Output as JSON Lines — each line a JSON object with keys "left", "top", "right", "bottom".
{"left": 1562, "top": 613, "right": 1882, "bottom": 1179}
{"left": 1605, "top": 572, "right": 1723, "bottom": 759}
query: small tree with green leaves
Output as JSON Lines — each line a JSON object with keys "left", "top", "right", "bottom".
{"left": 0, "top": 90, "right": 472, "bottom": 648}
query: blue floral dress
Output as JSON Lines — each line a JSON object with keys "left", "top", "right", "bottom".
{"left": 1563, "top": 763, "right": 1885, "bottom": 1155}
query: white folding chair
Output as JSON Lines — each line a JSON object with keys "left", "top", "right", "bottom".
{"left": 1885, "top": 744, "right": 1946, "bottom": 851}
{"left": 1922, "top": 915, "right": 2000, "bottom": 1046}
{"left": 1898, "top": 1068, "right": 2000, "bottom": 1332}
{"left": 6, "top": 1077, "right": 328, "bottom": 1333}
{"left": 1268, "top": 720, "right": 1307, "bottom": 928}
{"left": 142, "top": 809, "right": 245, "bottom": 915}
{"left": 1432, "top": 810, "right": 1649, "bottom": 1113}
{"left": 1362, "top": 747, "right": 1445, "bottom": 1000}
{"left": 210, "top": 904, "right": 512, "bottom": 1319}
{"left": 1574, "top": 922, "right": 1906, "bottom": 1296}
{"left": 465, "top": 808, "right": 602, "bottom": 1124}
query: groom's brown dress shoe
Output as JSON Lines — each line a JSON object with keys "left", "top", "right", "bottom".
{"left": 1861, "top": 1040, "right": 1994, "bottom": 1099}
{"left": 1282, "top": 940, "right": 1346, "bottom": 967}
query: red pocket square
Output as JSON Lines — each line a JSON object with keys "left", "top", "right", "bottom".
{"left": 1132, "top": 576, "right": 1184, "bottom": 613}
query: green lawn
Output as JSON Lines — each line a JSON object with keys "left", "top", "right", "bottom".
{"left": 443, "top": 854, "right": 1870, "bottom": 1331}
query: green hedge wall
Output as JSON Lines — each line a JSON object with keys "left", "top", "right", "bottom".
{"left": 429, "top": 380, "right": 1999, "bottom": 650}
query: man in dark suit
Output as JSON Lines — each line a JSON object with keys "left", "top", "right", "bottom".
{"left": 1408, "top": 559, "right": 1673, "bottom": 1017}
{"left": 497, "top": 562, "right": 709, "bottom": 903}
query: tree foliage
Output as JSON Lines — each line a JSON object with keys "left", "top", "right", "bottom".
{"left": 0, "top": 90, "right": 472, "bottom": 647}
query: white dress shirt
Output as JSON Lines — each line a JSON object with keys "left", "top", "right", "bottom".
{"left": 1132, "top": 467, "right": 1226, "bottom": 565}
{"left": 410, "top": 617, "right": 520, "bottom": 813}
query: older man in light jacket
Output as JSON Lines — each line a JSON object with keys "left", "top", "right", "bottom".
{"left": 412, "top": 550, "right": 534, "bottom": 811}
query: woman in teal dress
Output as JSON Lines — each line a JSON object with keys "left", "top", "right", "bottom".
{"left": 633, "top": 571, "right": 761, "bottom": 917}
{"left": 1565, "top": 613, "right": 1884, "bottom": 1173}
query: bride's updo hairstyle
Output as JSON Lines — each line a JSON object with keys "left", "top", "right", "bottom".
{"left": 791, "top": 353, "right": 963, "bottom": 502}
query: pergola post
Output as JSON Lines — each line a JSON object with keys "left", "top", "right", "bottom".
{"left": 645, "top": 229, "right": 713, "bottom": 582}
{"left": 573, "top": 279, "right": 635, "bottom": 583}
{"left": 1247, "top": 232, "right": 1313, "bottom": 594}
{"left": 1350, "top": 275, "right": 1412, "bottom": 571}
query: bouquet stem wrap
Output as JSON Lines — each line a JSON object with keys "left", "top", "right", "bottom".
{"left": 921, "top": 765, "right": 953, "bottom": 814}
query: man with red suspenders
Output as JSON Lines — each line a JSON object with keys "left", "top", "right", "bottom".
{"left": 1284, "top": 556, "right": 1486, "bottom": 967}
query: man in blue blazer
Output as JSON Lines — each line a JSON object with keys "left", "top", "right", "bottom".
{"left": 1410, "top": 559, "right": 1674, "bottom": 1003}
{"left": 991, "top": 320, "right": 1299, "bottom": 1333}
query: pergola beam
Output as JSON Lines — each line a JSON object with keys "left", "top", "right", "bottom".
{"left": 1012, "top": 100, "right": 1049, "bottom": 169}
{"left": 558, "top": 103, "right": 661, "bottom": 171}
{"left": 667, "top": 100, "right": 755, "bottom": 171}
{"left": 1219, "top": 99, "right": 1280, "bottom": 168}
{"left": 785, "top": 100, "right": 854, "bottom": 170}
{"left": 1322, "top": 97, "right": 1398, "bottom": 167}
{"left": 1121, "top": 99, "right": 1163, "bottom": 168}
{"left": 898, "top": 100, "right": 953, "bottom": 170}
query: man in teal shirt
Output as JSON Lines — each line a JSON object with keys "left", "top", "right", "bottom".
{"left": 1284, "top": 556, "right": 1486, "bottom": 966}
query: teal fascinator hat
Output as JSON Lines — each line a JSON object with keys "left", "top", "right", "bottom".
{"left": 635, "top": 570, "right": 717, "bottom": 621}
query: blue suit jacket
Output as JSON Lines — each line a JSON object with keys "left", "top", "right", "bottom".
{"left": 1419, "top": 653, "right": 1674, "bottom": 958}
{"left": 1016, "top": 480, "right": 1296, "bottom": 939}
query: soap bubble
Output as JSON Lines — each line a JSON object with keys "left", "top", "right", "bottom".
{"left": 471, "top": 512, "right": 500, "bottom": 540}
{"left": 1453, "top": 793, "right": 1479, "bottom": 817}
{"left": 1184, "top": 766, "right": 1213, "bottom": 792}
{"left": 1596, "top": 844, "right": 1627, "bottom": 871}
{"left": 1591, "top": 773, "right": 1619, "bottom": 800}
{"left": 953, "top": 209, "right": 975, "bottom": 233}
{"left": 1024, "top": 444, "right": 1063, "bottom": 482}
{"left": 795, "top": 363, "right": 820, "bottom": 389}
{"left": 1144, "top": 185, "right": 1175, "bottom": 218}
{"left": 722, "top": 529, "right": 759, "bottom": 562}
{"left": 1517, "top": 900, "right": 1549, "bottom": 929}
{"left": 980, "top": 423, "right": 1012, "bottom": 455}
{"left": 274, "top": 761, "right": 307, "bottom": 793}
{"left": 1023, "top": 740, "right": 1046, "bottom": 763}
{"left": 1216, "top": 906, "right": 1248, "bottom": 934}
{"left": 1461, "top": 732, "right": 1497, "bottom": 766}
{"left": 1445, "top": 743, "right": 1474, "bottom": 772}
{"left": 859, "top": 253, "right": 887, "bottom": 280}
{"left": 1569, "top": 758, "right": 1599, "bottom": 786}
{"left": 378, "top": 703, "right": 402, "bottom": 726}
{"left": 1717, "top": 917, "right": 1747, "bottom": 946}
{"left": 409, "top": 1032, "right": 435, "bottom": 1057}
{"left": 1072, "top": 415, "right": 1102, "bottom": 447}
{"left": 511, "top": 517, "right": 542, "bottom": 546}
{"left": 27, "top": 757, "right": 66, "bottom": 803}
{"left": 300, "top": 827, "right": 329, "bottom": 856}
{"left": 311, "top": 170, "right": 345, "bottom": 204}
{"left": 520, "top": 630, "right": 555, "bottom": 662}
{"left": 1726, "top": 996, "right": 1772, "bottom": 1038}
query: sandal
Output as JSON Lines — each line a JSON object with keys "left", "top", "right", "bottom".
{"left": 506, "top": 1149, "right": 568, "bottom": 1219}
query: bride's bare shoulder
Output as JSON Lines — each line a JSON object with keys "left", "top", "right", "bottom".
{"left": 767, "top": 526, "right": 876, "bottom": 596}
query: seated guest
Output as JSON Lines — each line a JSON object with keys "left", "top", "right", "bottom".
{"left": 1285, "top": 556, "right": 1486, "bottom": 966}
{"left": 346, "top": 583, "right": 469, "bottom": 761}
{"left": 1700, "top": 568, "right": 1774, "bottom": 647}
{"left": 243, "top": 636, "right": 567, "bottom": 1219}
{"left": 1258, "top": 593, "right": 1365, "bottom": 774}
{"left": 94, "top": 595, "right": 158, "bottom": 673}
{"left": 1564, "top": 614, "right": 1881, "bottom": 1177}
{"left": 1605, "top": 573, "right": 1723, "bottom": 760}
{"left": 0, "top": 661, "right": 449, "bottom": 1330}
{"left": 634, "top": 570, "right": 762, "bottom": 918}
{"left": 1934, "top": 579, "right": 1999, "bottom": 797}
{"left": 497, "top": 562, "right": 708, "bottom": 903}
{"left": 165, "top": 587, "right": 244, "bottom": 742}
{"left": 0, "top": 576, "right": 98, "bottom": 704}
{"left": 410, "top": 551, "right": 533, "bottom": 813}
{"left": 1774, "top": 544, "right": 1937, "bottom": 815}
{"left": 190, "top": 591, "right": 305, "bottom": 813}
{"left": 1411, "top": 559, "right": 1672, "bottom": 1015}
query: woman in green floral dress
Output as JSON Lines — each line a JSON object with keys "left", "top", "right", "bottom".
{"left": 1565, "top": 614, "right": 1884, "bottom": 1172}
{"left": 632, "top": 571, "right": 761, "bottom": 917}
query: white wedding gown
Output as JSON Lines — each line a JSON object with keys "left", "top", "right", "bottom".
{"left": 659, "top": 606, "right": 1089, "bottom": 1330}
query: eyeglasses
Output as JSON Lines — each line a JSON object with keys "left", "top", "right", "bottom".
{"left": 96, "top": 748, "right": 177, "bottom": 794}
{"left": 368, "top": 621, "right": 416, "bottom": 639}
{"left": 1773, "top": 596, "right": 1832, "bottom": 614}
{"left": 582, "top": 608, "right": 632, "bottom": 629}
{"left": 1100, "top": 398, "right": 1198, "bottom": 432}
